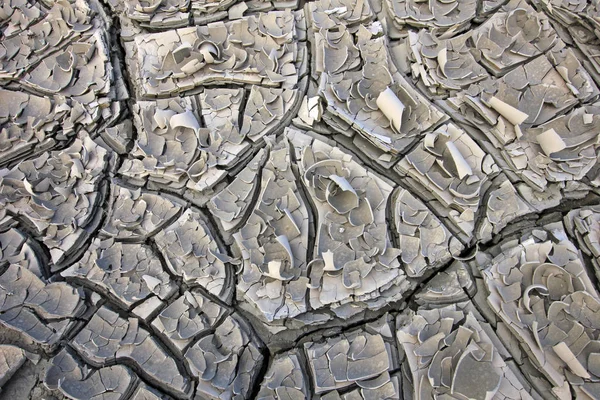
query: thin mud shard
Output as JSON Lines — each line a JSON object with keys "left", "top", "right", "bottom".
{"left": 3, "top": 0, "right": 600, "bottom": 398}
{"left": 155, "top": 208, "right": 234, "bottom": 300}
{"left": 0, "top": 135, "right": 109, "bottom": 268}
{"left": 71, "top": 306, "right": 193, "bottom": 398}
{"left": 61, "top": 238, "right": 177, "bottom": 311}
{"left": 471, "top": 223, "right": 600, "bottom": 399}
{"left": 0, "top": 0, "right": 126, "bottom": 166}
{"left": 233, "top": 136, "right": 311, "bottom": 323}
{"left": 117, "top": 8, "right": 308, "bottom": 206}
{"left": 0, "top": 263, "right": 86, "bottom": 352}
{"left": 185, "top": 313, "right": 265, "bottom": 400}
{"left": 307, "top": 0, "right": 448, "bottom": 168}
{"left": 395, "top": 123, "right": 499, "bottom": 241}
{"left": 127, "top": 11, "right": 306, "bottom": 98}
{"left": 397, "top": 303, "right": 532, "bottom": 400}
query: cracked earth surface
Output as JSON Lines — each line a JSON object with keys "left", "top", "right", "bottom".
{"left": 2, "top": 0, "right": 600, "bottom": 399}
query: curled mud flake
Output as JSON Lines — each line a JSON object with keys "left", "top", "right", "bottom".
{"left": 0, "top": 345, "right": 26, "bottom": 388}
{"left": 548, "top": 40, "right": 599, "bottom": 103}
{"left": 101, "top": 183, "right": 183, "bottom": 241}
{"left": 258, "top": 350, "right": 309, "bottom": 399}
{"left": 469, "top": 0, "right": 558, "bottom": 75}
{"left": 6, "top": 0, "right": 600, "bottom": 397}
{"left": 155, "top": 209, "right": 233, "bottom": 300}
{"left": 124, "top": 0, "right": 191, "bottom": 29}
{"left": 393, "top": 31, "right": 490, "bottom": 98}
{"left": 241, "top": 85, "right": 302, "bottom": 142}
{"left": 0, "top": 264, "right": 86, "bottom": 351}
{"left": 436, "top": 57, "right": 578, "bottom": 200}
{"left": 509, "top": 105, "right": 600, "bottom": 194}
{"left": 200, "top": 87, "right": 247, "bottom": 149}
{"left": 445, "top": 97, "right": 600, "bottom": 213}
{"left": 477, "top": 177, "right": 533, "bottom": 243}
{"left": 309, "top": 7, "right": 447, "bottom": 166}
{"left": 0, "top": 0, "right": 125, "bottom": 166}
{"left": 62, "top": 238, "right": 176, "bottom": 310}
{"left": 307, "top": 0, "right": 373, "bottom": 31}
{"left": 288, "top": 128, "right": 411, "bottom": 317}
{"left": 233, "top": 137, "right": 311, "bottom": 323}
{"left": 381, "top": 0, "right": 477, "bottom": 34}
{"left": 565, "top": 205, "right": 600, "bottom": 282}
{"left": 397, "top": 303, "right": 532, "bottom": 400}
{"left": 478, "top": 223, "right": 600, "bottom": 398}
{"left": 124, "top": 97, "right": 218, "bottom": 192}
{"left": 393, "top": 188, "right": 464, "bottom": 277}
{"left": 304, "top": 329, "right": 392, "bottom": 394}
{"left": 72, "top": 306, "right": 192, "bottom": 397}
{"left": 375, "top": 87, "right": 405, "bottom": 133}
{"left": 0, "top": 227, "right": 45, "bottom": 278}
{"left": 0, "top": 91, "right": 60, "bottom": 166}
{"left": 209, "top": 148, "right": 269, "bottom": 231}
{"left": 151, "top": 290, "right": 227, "bottom": 353}
{"left": 185, "top": 313, "right": 264, "bottom": 399}
{"left": 0, "top": 1, "right": 94, "bottom": 80}
{"left": 102, "top": 121, "right": 134, "bottom": 155}
{"left": 415, "top": 261, "right": 475, "bottom": 306}
{"left": 396, "top": 123, "right": 497, "bottom": 239}
{"left": 0, "top": 134, "right": 108, "bottom": 267}
{"left": 131, "top": 11, "right": 305, "bottom": 98}
{"left": 45, "top": 348, "right": 138, "bottom": 400}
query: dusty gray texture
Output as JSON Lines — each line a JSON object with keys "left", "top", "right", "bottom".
{"left": 2, "top": 0, "right": 600, "bottom": 399}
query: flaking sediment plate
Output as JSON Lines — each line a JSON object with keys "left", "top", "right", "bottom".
{"left": 2, "top": 0, "right": 600, "bottom": 398}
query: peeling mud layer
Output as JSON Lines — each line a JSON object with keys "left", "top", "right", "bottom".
{"left": 3, "top": 0, "right": 600, "bottom": 399}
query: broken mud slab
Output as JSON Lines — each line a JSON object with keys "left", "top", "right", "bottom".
{"left": 1, "top": 0, "right": 600, "bottom": 398}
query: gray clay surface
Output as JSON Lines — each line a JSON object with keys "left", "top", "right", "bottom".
{"left": 2, "top": 0, "right": 600, "bottom": 399}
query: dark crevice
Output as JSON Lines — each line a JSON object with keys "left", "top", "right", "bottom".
{"left": 287, "top": 137, "right": 319, "bottom": 315}
{"left": 3, "top": 0, "right": 600, "bottom": 399}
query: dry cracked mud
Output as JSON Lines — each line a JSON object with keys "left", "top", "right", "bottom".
{"left": 2, "top": 0, "right": 600, "bottom": 399}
